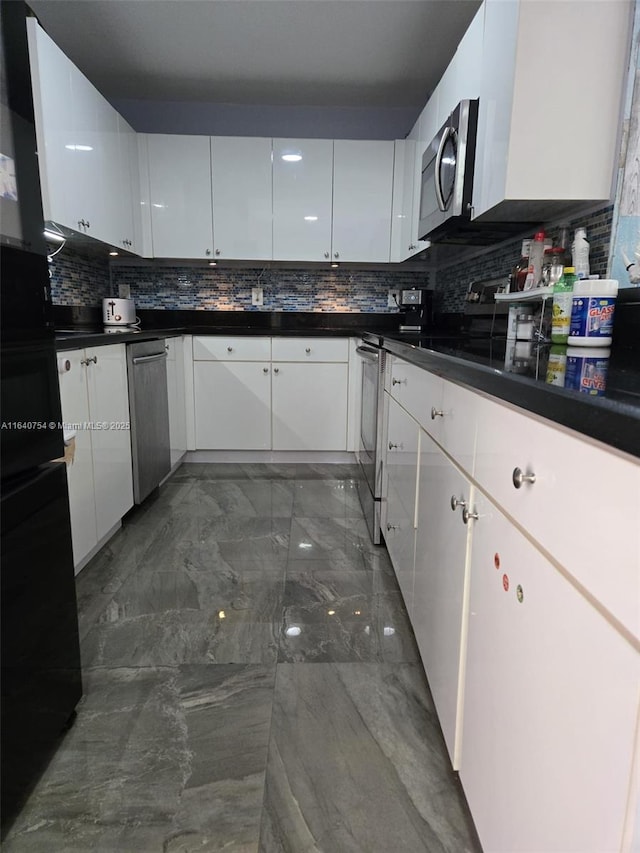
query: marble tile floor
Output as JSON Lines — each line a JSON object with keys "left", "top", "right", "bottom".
{"left": 4, "top": 463, "right": 481, "bottom": 853}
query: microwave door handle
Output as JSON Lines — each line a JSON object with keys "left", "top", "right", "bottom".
{"left": 434, "top": 126, "right": 453, "bottom": 212}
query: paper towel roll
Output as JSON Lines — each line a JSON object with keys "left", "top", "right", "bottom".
{"left": 57, "top": 357, "right": 71, "bottom": 374}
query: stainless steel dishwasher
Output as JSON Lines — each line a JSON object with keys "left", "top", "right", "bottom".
{"left": 126, "top": 340, "right": 171, "bottom": 504}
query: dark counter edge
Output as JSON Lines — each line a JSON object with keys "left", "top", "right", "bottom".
{"left": 381, "top": 336, "right": 640, "bottom": 460}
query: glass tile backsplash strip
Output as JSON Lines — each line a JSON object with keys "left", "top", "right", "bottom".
{"left": 49, "top": 250, "right": 111, "bottom": 306}
{"left": 435, "top": 205, "right": 614, "bottom": 313}
{"left": 110, "top": 266, "right": 431, "bottom": 313}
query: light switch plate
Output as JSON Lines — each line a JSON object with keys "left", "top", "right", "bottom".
{"left": 252, "top": 287, "right": 264, "bottom": 306}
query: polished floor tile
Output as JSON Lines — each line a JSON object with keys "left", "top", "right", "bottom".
{"left": 5, "top": 463, "right": 480, "bottom": 853}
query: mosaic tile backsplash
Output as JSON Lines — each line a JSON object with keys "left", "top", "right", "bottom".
{"left": 49, "top": 250, "right": 111, "bottom": 306}
{"left": 435, "top": 206, "right": 614, "bottom": 313}
{"left": 51, "top": 258, "right": 431, "bottom": 312}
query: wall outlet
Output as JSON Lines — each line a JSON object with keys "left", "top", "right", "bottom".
{"left": 388, "top": 289, "right": 400, "bottom": 309}
{"left": 251, "top": 286, "right": 264, "bottom": 306}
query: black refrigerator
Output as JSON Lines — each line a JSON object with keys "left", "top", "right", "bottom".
{"left": 0, "top": 1, "right": 82, "bottom": 836}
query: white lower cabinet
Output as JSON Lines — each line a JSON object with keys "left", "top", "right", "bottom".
{"left": 414, "top": 429, "right": 473, "bottom": 769}
{"left": 58, "top": 344, "right": 133, "bottom": 571}
{"left": 381, "top": 352, "right": 640, "bottom": 851}
{"left": 383, "top": 395, "right": 420, "bottom": 615}
{"left": 192, "top": 336, "right": 350, "bottom": 452}
{"left": 194, "top": 361, "right": 271, "bottom": 450}
{"left": 460, "top": 489, "right": 639, "bottom": 853}
{"left": 165, "top": 336, "right": 187, "bottom": 467}
{"left": 272, "top": 362, "right": 348, "bottom": 451}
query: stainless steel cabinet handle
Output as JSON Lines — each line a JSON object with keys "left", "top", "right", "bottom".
{"left": 324, "top": 252, "right": 330, "bottom": 259}
{"left": 462, "top": 507, "right": 479, "bottom": 525}
{"left": 205, "top": 248, "right": 211, "bottom": 256}
{"left": 387, "top": 523, "right": 398, "bottom": 531}
{"left": 80, "top": 355, "right": 97, "bottom": 366}
{"left": 274, "top": 367, "right": 279, "bottom": 374}
{"left": 431, "top": 407, "right": 444, "bottom": 419}
{"left": 165, "top": 344, "right": 170, "bottom": 352}
{"left": 391, "top": 377, "right": 405, "bottom": 386}
{"left": 227, "top": 346, "right": 233, "bottom": 352}
{"left": 305, "top": 347, "right": 311, "bottom": 353}
{"left": 450, "top": 496, "right": 467, "bottom": 511}
{"left": 334, "top": 252, "right": 339, "bottom": 259}
{"left": 388, "top": 441, "right": 399, "bottom": 450}
{"left": 263, "top": 367, "right": 269, "bottom": 374}
{"left": 512, "top": 467, "right": 536, "bottom": 489}
{"left": 215, "top": 249, "right": 221, "bottom": 255}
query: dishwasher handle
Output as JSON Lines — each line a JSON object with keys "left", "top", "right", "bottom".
{"left": 131, "top": 351, "right": 168, "bottom": 366}
{"left": 356, "top": 345, "right": 380, "bottom": 362}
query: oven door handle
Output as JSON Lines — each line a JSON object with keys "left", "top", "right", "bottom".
{"left": 356, "top": 345, "right": 380, "bottom": 362}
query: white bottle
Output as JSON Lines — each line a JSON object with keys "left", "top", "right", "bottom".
{"left": 572, "top": 228, "right": 590, "bottom": 280}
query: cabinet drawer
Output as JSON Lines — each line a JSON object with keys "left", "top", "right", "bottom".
{"left": 193, "top": 336, "right": 271, "bottom": 362}
{"left": 271, "top": 337, "right": 349, "bottom": 362}
{"left": 474, "top": 394, "right": 640, "bottom": 638}
{"left": 386, "top": 355, "right": 444, "bottom": 439}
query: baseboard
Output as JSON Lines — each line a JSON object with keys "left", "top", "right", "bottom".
{"left": 185, "top": 450, "right": 357, "bottom": 464}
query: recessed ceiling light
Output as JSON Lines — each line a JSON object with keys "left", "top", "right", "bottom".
{"left": 331, "top": 262, "right": 339, "bottom": 268}
{"left": 281, "top": 153, "right": 302, "bottom": 162}
{"left": 43, "top": 227, "right": 65, "bottom": 243}
{"left": 109, "top": 251, "right": 119, "bottom": 256}
{"left": 65, "top": 144, "right": 93, "bottom": 152}
{"left": 304, "top": 215, "right": 318, "bottom": 221}
{"left": 208, "top": 261, "right": 217, "bottom": 267}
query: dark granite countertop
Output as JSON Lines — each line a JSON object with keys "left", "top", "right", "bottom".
{"left": 376, "top": 332, "right": 640, "bottom": 459}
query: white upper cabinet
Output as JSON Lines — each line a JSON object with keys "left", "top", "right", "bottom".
{"left": 272, "top": 138, "right": 333, "bottom": 261}
{"left": 27, "top": 19, "right": 139, "bottom": 250}
{"left": 211, "top": 136, "right": 273, "bottom": 260}
{"left": 473, "top": 0, "right": 632, "bottom": 221}
{"left": 26, "top": 19, "right": 74, "bottom": 227}
{"left": 116, "top": 115, "right": 138, "bottom": 253}
{"left": 450, "top": 4, "right": 484, "bottom": 111}
{"left": 146, "top": 134, "right": 213, "bottom": 259}
{"left": 331, "top": 140, "right": 394, "bottom": 262}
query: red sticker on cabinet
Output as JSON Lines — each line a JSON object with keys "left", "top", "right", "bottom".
{"left": 494, "top": 553, "right": 500, "bottom": 569}
{"left": 502, "top": 574, "right": 509, "bottom": 592}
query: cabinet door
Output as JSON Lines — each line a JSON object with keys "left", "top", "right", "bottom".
{"left": 272, "top": 362, "right": 348, "bottom": 451}
{"left": 211, "top": 136, "right": 272, "bottom": 260}
{"left": 58, "top": 350, "right": 97, "bottom": 571}
{"left": 147, "top": 134, "right": 213, "bottom": 258}
{"left": 116, "top": 115, "right": 138, "bottom": 252}
{"left": 472, "top": 0, "right": 519, "bottom": 220}
{"left": 414, "top": 430, "right": 473, "bottom": 768}
{"left": 166, "top": 337, "right": 187, "bottom": 467}
{"left": 384, "top": 395, "right": 420, "bottom": 612}
{"left": 461, "top": 491, "right": 639, "bottom": 853}
{"left": 454, "top": 4, "right": 484, "bottom": 103}
{"left": 85, "top": 344, "right": 133, "bottom": 542}
{"left": 67, "top": 67, "right": 102, "bottom": 236}
{"left": 194, "top": 361, "right": 271, "bottom": 450}
{"left": 331, "top": 140, "right": 394, "bottom": 262}
{"left": 272, "top": 138, "right": 333, "bottom": 261}
{"left": 27, "top": 20, "right": 74, "bottom": 227}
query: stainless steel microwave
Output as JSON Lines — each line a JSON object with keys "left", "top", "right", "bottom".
{"left": 418, "top": 99, "right": 479, "bottom": 243}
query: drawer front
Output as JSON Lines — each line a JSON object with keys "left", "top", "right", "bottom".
{"left": 474, "top": 393, "right": 640, "bottom": 638}
{"left": 386, "top": 355, "right": 444, "bottom": 439}
{"left": 271, "top": 337, "right": 349, "bottom": 362}
{"left": 192, "top": 336, "right": 271, "bottom": 361}
{"left": 438, "top": 378, "right": 479, "bottom": 476}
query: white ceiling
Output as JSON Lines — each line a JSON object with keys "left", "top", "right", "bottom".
{"left": 27, "top": 0, "right": 481, "bottom": 109}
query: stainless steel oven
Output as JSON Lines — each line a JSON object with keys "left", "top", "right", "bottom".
{"left": 355, "top": 333, "right": 386, "bottom": 545}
